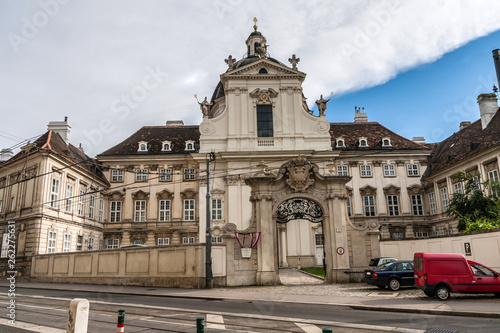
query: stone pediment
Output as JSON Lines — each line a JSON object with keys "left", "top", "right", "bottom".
{"left": 223, "top": 59, "right": 304, "bottom": 78}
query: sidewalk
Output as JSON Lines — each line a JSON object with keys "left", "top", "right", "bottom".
{"left": 2, "top": 269, "right": 500, "bottom": 319}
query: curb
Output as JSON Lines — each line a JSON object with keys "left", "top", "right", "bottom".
{"left": 13, "top": 284, "right": 500, "bottom": 319}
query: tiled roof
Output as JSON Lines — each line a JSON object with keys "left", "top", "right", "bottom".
{"left": 2, "top": 130, "right": 108, "bottom": 184}
{"left": 423, "top": 109, "right": 500, "bottom": 178}
{"left": 98, "top": 125, "right": 200, "bottom": 156}
{"left": 329, "top": 122, "right": 430, "bottom": 151}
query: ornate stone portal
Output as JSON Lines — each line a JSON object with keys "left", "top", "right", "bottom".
{"left": 245, "top": 157, "right": 351, "bottom": 284}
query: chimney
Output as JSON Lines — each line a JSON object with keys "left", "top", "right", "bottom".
{"left": 78, "top": 143, "right": 85, "bottom": 153}
{"left": 493, "top": 49, "right": 500, "bottom": 89}
{"left": 166, "top": 120, "right": 184, "bottom": 126}
{"left": 354, "top": 106, "right": 368, "bottom": 123}
{"left": 0, "top": 148, "right": 13, "bottom": 161}
{"left": 459, "top": 121, "right": 471, "bottom": 131}
{"left": 412, "top": 137, "right": 426, "bottom": 144}
{"left": 47, "top": 117, "right": 71, "bottom": 145}
{"left": 477, "top": 93, "right": 498, "bottom": 129}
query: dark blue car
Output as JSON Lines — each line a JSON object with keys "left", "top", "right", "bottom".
{"left": 364, "top": 260, "right": 414, "bottom": 291}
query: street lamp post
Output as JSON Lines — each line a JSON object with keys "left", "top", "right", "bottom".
{"left": 205, "top": 152, "right": 216, "bottom": 289}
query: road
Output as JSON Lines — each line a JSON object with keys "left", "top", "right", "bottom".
{"left": 0, "top": 288, "right": 499, "bottom": 332}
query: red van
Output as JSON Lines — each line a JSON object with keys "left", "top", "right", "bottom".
{"left": 414, "top": 252, "right": 500, "bottom": 300}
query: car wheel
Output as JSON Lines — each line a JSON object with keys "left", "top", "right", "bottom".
{"left": 388, "top": 278, "right": 401, "bottom": 291}
{"left": 424, "top": 291, "right": 434, "bottom": 297}
{"left": 494, "top": 293, "right": 500, "bottom": 297}
{"left": 377, "top": 286, "right": 386, "bottom": 289}
{"left": 435, "top": 286, "right": 450, "bottom": 301}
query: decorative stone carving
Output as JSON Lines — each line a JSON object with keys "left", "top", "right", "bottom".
{"left": 107, "top": 190, "right": 125, "bottom": 200}
{"left": 224, "top": 55, "right": 236, "bottom": 69}
{"left": 383, "top": 184, "right": 401, "bottom": 195}
{"left": 132, "top": 190, "right": 149, "bottom": 200}
{"left": 200, "top": 123, "right": 215, "bottom": 135}
{"left": 224, "top": 175, "right": 240, "bottom": 185}
{"left": 284, "top": 157, "right": 315, "bottom": 192}
{"left": 180, "top": 188, "right": 198, "bottom": 199}
{"left": 156, "top": 189, "right": 173, "bottom": 200}
{"left": 359, "top": 185, "right": 377, "bottom": 196}
{"left": 222, "top": 223, "right": 237, "bottom": 235}
{"left": 195, "top": 95, "right": 213, "bottom": 117}
{"left": 407, "top": 184, "right": 424, "bottom": 195}
{"left": 249, "top": 88, "right": 278, "bottom": 104}
{"left": 288, "top": 54, "right": 300, "bottom": 70}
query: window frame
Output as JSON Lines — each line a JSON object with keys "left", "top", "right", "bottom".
{"left": 387, "top": 195, "right": 400, "bottom": 216}
{"left": 136, "top": 169, "right": 148, "bottom": 182}
{"left": 256, "top": 104, "right": 274, "bottom": 137}
{"left": 407, "top": 164, "right": 419, "bottom": 176}
{"left": 50, "top": 178, "right": 60, "bottom": 209}
{"left": 110, "top": 201, "right": 122, "bottom": 222}
{"left": 111, "top": 170, "right": 124, "bottom": 182}
{"left": 337, "top": 165, "right": 349, "bottom": 176}
{"left": 411, "top": 194, "right": 424, "bottom": 216}
{"left": 184, "top": 168, "right": 196, "bottom": 181}
{"left": 98, "top": 198, "right": 104, "bottom": 222}
{"left": 182, "top": 237, "right": 195, "bottom": 244}
{"left": 159, "top": 199, "right": 171, "bottom": 221}
{"left": 159, "top": 169, "right": 172, "bottom": 181}
{"left": 429, "top": 192, "right": 437, "bottom": 215}
{"left": 63, "top": 233, "right": 71, "bottom": 253}
{"left": 47, "top": 231, "right": 57, "bottom": 254}
{"left": 383, "top": 164, "right": 396, "bottom": 177}
{"left": 78, "top": 190, "right": 85, "bottom": 216}
{"left": 107, "top": 239, "right": 120, "bottom": 249}
{"left": 89, "top": 195, "right": 95, "bottom": 219}
{"left": 360, "top": 165, "right": 372, "bottom": 177}
{"left": 363, "top": 195, "right": 376, "bottom": 216}
{"left": 183, "top": 199, "right": 195, "bottom": 221}
{"left": 65, "top": 184, "right": 74, "bottom": 213}
{"left": 88, "top": 236, "right": 94, "bottom": 251}
{"left": 158, "top": 237, "right": 170, "bottom": 245}
{"left": 440, "top": 187, "right": 449, "bottom": 212}
{"left": 211, "top": 198, "right": 222, "bottom": 220}
{"left": 1, "top": 234, "right": 9, "bottom": 258}
{"left": 134, "top": 200, "right": 147, "bottom": 222}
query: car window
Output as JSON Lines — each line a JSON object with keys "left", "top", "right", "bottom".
{"left": 471, "top": 264, "right": 496, "bottom": 277}
{"left": 377, "top": 261, "right": 395, "bottom": 270}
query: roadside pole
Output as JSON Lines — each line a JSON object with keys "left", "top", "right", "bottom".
{"left": 205, "top": 152, "right": 216, "bottom": 289}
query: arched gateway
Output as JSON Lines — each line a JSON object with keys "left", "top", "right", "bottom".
{"left": 245, "top": 157, "right": 351, "bottom": 284}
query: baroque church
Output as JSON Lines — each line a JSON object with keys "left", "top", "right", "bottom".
{"left": 2, "top": 22, "right": 498, "bottom": 286}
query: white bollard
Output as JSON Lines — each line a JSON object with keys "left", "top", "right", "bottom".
{"left": 66, "top": 298, "right": 89, "bottom": 333}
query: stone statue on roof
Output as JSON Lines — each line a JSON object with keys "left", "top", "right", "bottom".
{"left": 315, "top": 94, "right": 331, "bottom": 116}
{"left": 256, "top": 40, "right": 268, "bottom": 58}
{"left": 195, "top": 95, "right": 213, "bottom": 117}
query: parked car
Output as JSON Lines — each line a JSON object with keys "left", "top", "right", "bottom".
{"left": 365, "top": 260, "right": 414, "bottom": 291}
{"left": 414, "top": 252, "right": 500, "bottom": 300}
{"left": 368, "top": 257, "right": 397, "bottom": 269}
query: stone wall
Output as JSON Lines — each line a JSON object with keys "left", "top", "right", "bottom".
{"left": 30, "top": 244, "right": 227, "bottom": 288}
{"left": 380, "top": 229, "right": 500, "bottom": 271}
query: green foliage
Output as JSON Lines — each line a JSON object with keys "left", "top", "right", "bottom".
{"left": 447, "top": 172, "right": 500, "bottom": 232}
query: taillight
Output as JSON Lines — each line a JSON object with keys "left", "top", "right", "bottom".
{"left": 373, "top": 272, "right": 378, "bottom": 278}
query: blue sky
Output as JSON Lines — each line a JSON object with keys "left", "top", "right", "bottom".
{"left": 327, "top": 30, "right": 500, "bottom": 143}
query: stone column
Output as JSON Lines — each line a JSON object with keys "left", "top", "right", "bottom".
{"left": 253, "top": 194, "right": 280, "bottom": 285}
{"left": 278, "top": 225, "right": 288, "bottom": 267}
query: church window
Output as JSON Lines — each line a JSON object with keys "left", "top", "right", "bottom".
{"left": 257, "top": 105, "right": 273, "bottom": 137}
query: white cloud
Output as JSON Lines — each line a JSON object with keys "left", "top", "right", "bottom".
{"left": 1, "top": 0, "right": 500, "bottom": 156}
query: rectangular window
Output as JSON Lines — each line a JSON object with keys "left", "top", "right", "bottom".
{"left": 337, "top": 165, "right": 348, "bottom": 176}
{"left": 407, "top": 164, "right": 419, "bottom": 176}
{"left": 110, "top": 201, "right": 122, "bottom": 222}
{"left": 98, "top": 239, "right": 103, "bottom": 250}
{"left": 445, "top": 228, "right": 453, "bottom": 235}
{"left": 315, "top": 234, "right": 324, "bottom": 246}
{"left": 182, "top": 237, "right": 195, "bottom": 244}
{"left": 257, "top": 104, "right": 273, "bottom": 137}
{"left": 346, "top": 197, "right": 352, "bottom": 217}
{"left": 107, "top": 239, "right": 119, "bottom": 249}
{"left": 363, "top": 195, "right": 376, "bottom": 216}
{"left": 160, "top": 169, "right": 172, "bottom": 181}
{"left": 136, "top": 169, "right": 147, "bottom": 181}
{"left": 111, "top": 170, "right": 124, "bottom": 182}
{"left": 89, "top": 195, "right": 95, "bottom": 219}
{"left": 10, "top": 197, "right": 15, "bottom": 211}
{"left": 415, "top": 232, "right": 429, "bottom": 238}
{"left": 391, "top": 232, "right": 404, "bottom": 239}
{"left": 429, "top": 192, "right": 437, "bottom": 215}
{"left": 98, "top": 198, "right": 104, "bottom": 222}
{"left": 440, "top": 188, "right": 449, "bottom": 212}
{"left": 387, "top": 195, "right": 399, "bottom": 216}
{"left": 158, "top": 238, "right": 170, "bottom": 246}
{"left": 47, "top": 231, "right": 57, "bottom": 253}
{"left": 184, "top": 168, "right": 196, "bottom": 180}
{"left": 184, "top": 199, "right": 195, "bottom": 221}
{"left": 1, "top": 234, "right": 9, "bottom": 258}
{"left": 384, "top": 164, "right": 396, "bottom": 177}
{"left": 360, "top": 165, "right": 372, "bottom": 177}
{"left": 134, "top": 200, "right": 146, "bottom": 222}
{"left": 78, "top": 190, "right": 85, "bottom": 216}
{"left": 65, "top": 184, "right": 73, "bottom": 213}
{"left": 63, "top": 233, "right": 71, "bottom": 252}
{"left": 411, "top": 194, "right": 424, "bottom": 216}
{"left": 213, "top": 236, "right": 223, "bottom": 244}
{"left": 88, "top": 237, "right": 94, "bottom": 251}
{"left": 471, "top": 176, "right": 481, "bottom": 191}
{"left": 212, "top": 198, "right": 222, "bottom": 220}
{"left": 488, "top": 170, "right": 499, "bottom": 197}
{"left": 50, "top": 178, "right": 60, "bottom": 208}
{"left": 453, "top": 182, "right": 463, "bottom": 194}
{"left": 159, "top": 200, "right": 171, "bottom": 221}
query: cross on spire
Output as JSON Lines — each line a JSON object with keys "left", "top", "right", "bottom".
{"left": 288, "top": 54, "right": 300, "bottom": 70}
{"left": 253, "top": 17, "right": 258, "bottom": 31}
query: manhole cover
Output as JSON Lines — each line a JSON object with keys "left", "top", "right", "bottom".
{"left": 426, "top": 329, "right": 458, "bottom": 333}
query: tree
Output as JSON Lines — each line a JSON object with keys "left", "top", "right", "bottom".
{"left": 447, "top": 172, "right": 500, "bottom": 232}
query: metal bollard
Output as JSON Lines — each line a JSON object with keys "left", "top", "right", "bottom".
{"left": 322, "top": 328, "right": 333, "bottom": 333}
{"left": 196, "top": 317, "right": 205, "bottom": 333}
{"left": 117, "top": 309, "right": 125, "bottom": 333}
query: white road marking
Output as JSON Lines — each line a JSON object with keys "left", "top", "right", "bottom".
{"left": 295, "top": 322, "right": 322, "bottom": 332}
{"left": 206, "top": 314, "right": 226, "bottom": 329}
{"left": 0, "top": 318, "right": 65, "bottom": 332}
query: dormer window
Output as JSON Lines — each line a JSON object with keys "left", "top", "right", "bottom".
{"left": 358, "top": 137, "right": 369, "bottom": 148}
{"left": 185, "top": 140, "right": 195, "bottom": 151}
{"left": 381, "top": 137, "right": 392, "bottom": 148}
{"left": 162, "top": 141, "right": 172, "bottom": 151}
{"left": 335, "top": 138, "right": 345, "bottom": 148}
{"left": 138, "top": 141, "right": 148, "bottom": 152}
